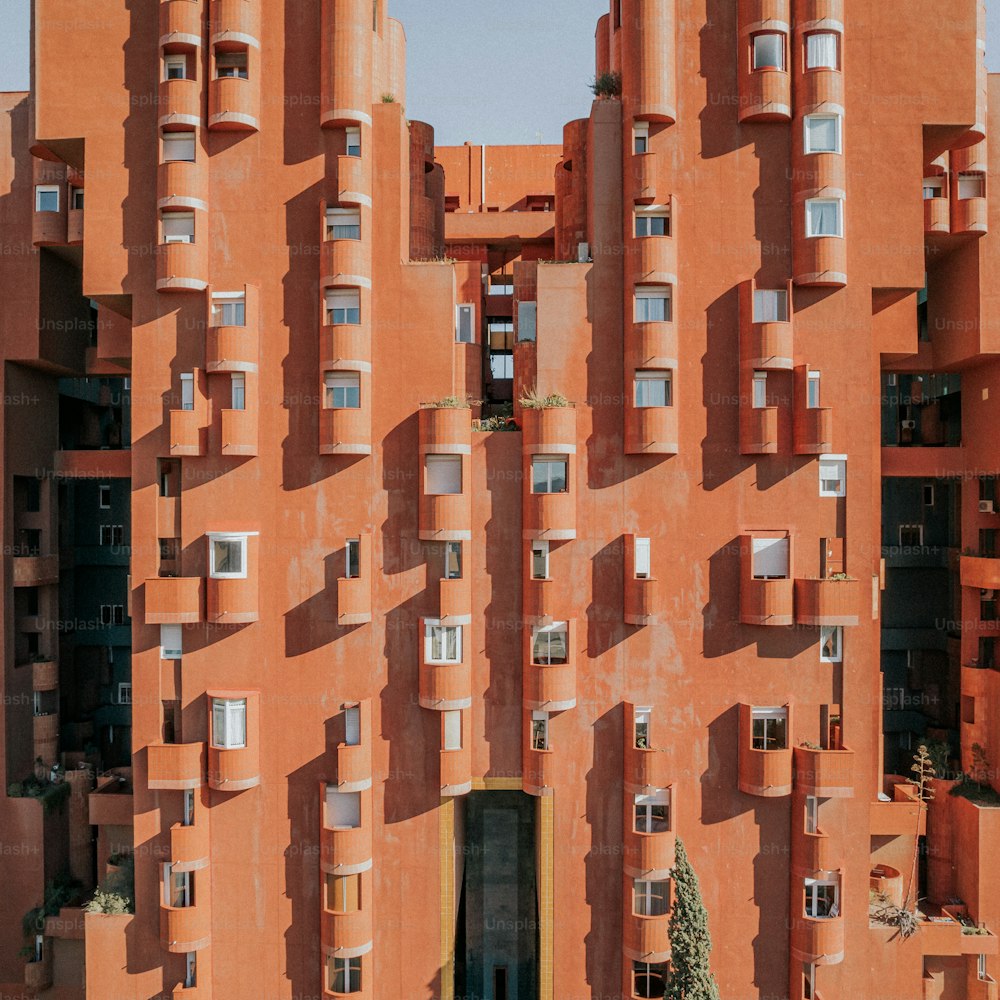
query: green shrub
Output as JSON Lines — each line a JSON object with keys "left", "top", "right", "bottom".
{"left": 590, "top": 71, "right": 621, "bottom": 98}
{"left": 519, "top": 390, "right": 570, "bottom": 409}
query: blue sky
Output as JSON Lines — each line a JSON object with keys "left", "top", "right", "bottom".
{"left": 1, "top": 0, "right": 998, "bottom": 145}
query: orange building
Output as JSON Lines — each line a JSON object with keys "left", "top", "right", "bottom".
{"left": 1, "top": 1, "right": 1000, "bottom": 998}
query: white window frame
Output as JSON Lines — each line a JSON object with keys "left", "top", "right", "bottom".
{"left": 634, "top": 789, "right": 670, "bottom": 833}
{"left": 325, "top": 372, "right": 361, "bottom": 409}
{"left": 424, "top": 454, "right": 463, "bottom": 496}
{"left": 344, "top": 705, "right": 361, "bottom": 746}
{"left": 634, "top": 706, "right": 651, "bottom": 747}
{"left": 162, "top": 130, "right": 196, "bottom": 163}
{"left": 35, "top": 185, "right": 59, "bottom": 213}
{"left": 804, "top": 876, "right": 840, "bottom": 919}
{"left": 98, "top": 484, "right": 112, "bottom": 509}
{"left": 807, "top": 370, "right": 821, "bottom": 409}
{"left": 70, "top": 187, "right": 84, "bottom": 210}
{"left": 162, "top": 864, "right": 192, "bottom": 907}
{"left": 923, "top": 177, "right": 944, "bottom": 200}
{"left": 804, "top": 113, "right": 842, "bottom": 155}
{"left": 444, "top": 541, "right": 462, "bottom": 580}
{"left": 820, "top": 625, "right": 842, "bottom": 663}
{"left": 805, "top": 198, "right": 843, "bottom": 238}
{"left": 326, "top": 206, "right": 361, "bottom": 240}
{"left": 752, "top": 370, "right": 768, "bottom": 409}
{"left": 635, "top": 370, "right": 672, "bottom": 408}
{"left": 899, "top": 523, "right": 924, "bottom": 547}
{"left": 531, "top": 455, "right": 568, "bottom": 495}
{"left": 180, "top": 372, "right": 194, "bottom": 411}
{"left": 804, "top": 795, "right": 819, "bottom": 834}
{"left": 211, "top": 697, "right": 247, "bottom": 750}
{"left": 330, "top": 956, "right": 362, "bottom": 994}
{"left": 751, "top": 706, "right": 788, "bottom": 750}
{"left": 208, "top": 533, "right": 249, "bottom": 579}
{"left": 634, "top": 284, "right": 672, "bottom": 323}
{"left": 633, "top": 878, "right": 669, "bottom": 917}
{"left": 215, "top": 49, "right": 248, "bottom": 79}
{"left": 345, "top": 127, "right": 361, "bottom": 157}
{"left": 752, "top": 289, "right": 788, "bottom": 323}
{"left": 424, "top": 620, "right": 462, "bottom": 664}
{"left": 211, "top": 292, "right": 245, "bottom": 327}
{"left": 635, "top": 537, "right": 651, "bottom": 579}
{"left": 345, "top": 538, "right": 361, "bottom": 579}
{"left": 182, "top": 789, "right": 195, "bottom": 827}
{"left": 160, "top": 624, "right": 183, "bottom": 660}
{"left": 162, "top": 210, "right": 195, "bottom": 244}
{"left": 164, "top": 53, "right": 187, "bottom": 81}
{"left": 455, "top": 303, "right": 475, "bottom": 343}
{"left": 633, "top": 122, "right": 649, "bottom": 155}
{"left": 819, "top": 455, "right": 846, "bottom": 498}
{"left": 531, "top": 710, "right": 549, "bottom": 750}
{"left": 325, "top": 288, "right": 361, "bottom": 325}
{"left": 118, "top": 682, "right": 132, "bottom": 705}
{"left": 185, "top": 952, "right": 197, "bottom": 989}
{"left": 531, "top": 540, "right": 550, "bottom": 580}
{"left": 532, "top": 622, "right": 569, "bottom": 665}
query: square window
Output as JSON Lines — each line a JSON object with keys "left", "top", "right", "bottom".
{"left": 325, "top": 372, "right": 361, "bottom": 409}
{"left": 633, "top": 123, "right": 649, "bottom": 154}
{"left": 326, "top": 207, "right": 361, "bottom": 240}
{"left": 70, "top": 188, "right": 84, "bottom": 210}
{"left": 806, "top": 31, "right": 839, "bottom": 70}
{"left": 805, "top": 199, "right": 843, "bottom": 238}
{"left": 923, "top": 177, "right": 944, "bottom": 200}
{"left": 211, "top": 294, "right": 245, "bottom": 327}
{"left": 209, "top": 534, "right": 247, "bottom": 578}
{"left": 118, "top": 682, "right": 132, "bottom": 705}
{"left": 216, "top": 50, "right": 248, "bottom": 79}
{"left": 819, "top": 456, "right": 846, "bottom": 497}
{"left": 325, "top": 288, "right": 361, "bottom": 325}
{"left": 424, "top": 455, "right": 462, "bottom": 495}
{"left": 635, "top": 207, "right": 670, "bottom": 237}
{"left": 751, "top": 707, "right": 788, "bottom": 750}
{"left": 162, "top": 211, "right": 195, "bottom": 244}
{"left": 162, "top": 131, "right": 196, "bottom": 163}
{"left": 531, "top": 456, "right": 568, "bottom": 494}
{"left": 164, "top": 54, "right": 187, "bottom": 81}
{"left": 211, "top": 697, "right": 247, "bottom": 749}
{"left": 752, "top": 289, "right": 788, "bottom": 323}
{"left": 635, "top": 370, "right": 672, "bottom": 408}
{"left": 35, "top": 186, "right": 59, "bottom": 213}
{"left": 634, "top": 285, "right": 671, "bottom": 323}
{"left": 804, "top": 114, "right": 841, "bottom": 155}
{"left": 753, "top": 32, "right": 785, "bottom": 70}
{"left": 425, "top": 621, "right": 462, "bottom": 663}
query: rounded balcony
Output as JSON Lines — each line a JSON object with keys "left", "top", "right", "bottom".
{"left": 789, "top": 913, "right": 845, "bottom": 965}
{"left": 208, "top": 76, "right": 259, "bottom": 131}
{"left": 321, "top": 0, "right": 373, "bottom": 127}
{"left": 794, "top": 406, "right": 833, "bottom": 454}
{"left": 740, "top": 66, "right": 791, "bottom": 123}
{"left": 336, "top": 741, "right": 372, "bottom": 791}
{"left": 67, "top": 206, "right": 83, "bottom": 244}
{"left": 523, "top": 578, "right": 557, "bottom": 624}
{"left": 740, "top": 405, "right": 778, "bottom": 455}
{"left": 622, "top": 0, "right": 677, "bottom": 123}
{"left": 207, "top": 741, "right": 260, "bottom": 792}
{"left": 338, "top": 154, "right": 372, "bottom": 205}
{"left": 626, "top": 746, "right": 671, "bottom": 793}
{"left": 739, "top": 746, "right": 793, "bottom": 797}
{"left": 320, "top": 406, "right": 372, "bottom": 456}
{"left": 796, "top": 67, "right": 844, "bottom": 110}
{"left": 419, "top": 468, "right": 472, "bottom": 541}
{"left": 631, "top": 235, "right": 677, "bottom": 286}
{"left": 209, "top": 0, "right": 260, "bottom": 44}
{"left": 438, "top": 575, "right": 471, "bottom": 625}
{"left": 869, "top": 864, "right": 904, "bottom": 909}
{"left": 793, "top": 233, "right": 847, "bottom": 288}
{"left": 794, "top": 577, "right": 860, "bottom": 627}
{"left": 205, "top": 324, "right": 258, "bottom": 373}
{"left": 320, "top": 823, "right": 372, "bottom": 876}
{"left": 793, "top": 746, "right": 855, "bottom": 798}
{"left": 419, "top": 406, "right": 473, "bottom": 455}
{"left": 320, "top": 324, "right": 370, "bottom": 370}
{"left": 148, "top": 742, "right": 205, "bottom": 790}
{"left": 169, "top": 822, "right": 210, "bottom": 871}
{"left": 632, "top": 152, "right": 658, "bottom": 204}
{"left": 321, "top": 238, "right": 371, "bottom": 290}
{"left": 33, "top": 713, "right": 59, "bottom": 762}
{"left": 321, "top": 907, "right": 373, "bottom": 958}
{"left": 145, "top": 576, "right": 203, "bottom": 624}
{"left": 742, "top": 320, "right": 793, "bottom": 370}
{"left": 625, "top": 405, "right": 678, "bottom": 455}
{"left": 158, "top": 78, "right": 202, "bottom": 129}
{"left": 523, "top": 489, "right": 576, "bottom": 541}
{"left": 157, "top": 158, "right": 208, "bottom": 212}
{"left": 523, "top": 746, "right": 555, "bottom": 797}
{"left": 524, "top": 662, "right": 576, "bottom": 712}
{"left": 418, "top": 661, "right": 471, "bottom": 711}
{"left": 521, "top": 406, "right": 577, "bottom": 454}
{"left": 337, "top": 576, "right": 372, "bottom": 626}
{"left": 206, "top": 573, "right": 259, "bottom": 624}
{"left": 625, "top": 576, "right": 660, "bottom": 626}
{"left": 157, "top": 241, "right": 209, "bottom": 293}
{"left": 160, "top": 904, "right": 210, "bottom": 953}
{"left": 24, "top": 953, "right": 53, "bottom": 994}
{"left": 160, "top": 0, "right": 204, "bottom": 47}
{"left": 924, "top": 197, "right": 950, "bottom": 234}
{"left": 32, "top": 206, "right": 67, "bottom": 247}
{"left": 440, "top": 746, "right": 472, "bottom": 797}
{"left": 952, "top": 195, "right": 988, "bottom": 235}
{"left": 624, "top": 829, "right": 676, "bottom": 880}
{"left": 628, "top": 319, "right": 677, "bottom": 370}
{"left": 32, "top": 659, "right": 58, "bottom": 692}
{"left": 740, "top": 576, "right": 794, "bottom": 626}
{"left": 795, "top": 831, "right": 842, "bottom": 876}
{"left": 624, "top": 912, "right": 671, "bottom": 963}
{"left": 219, "top": 407, "right": 258, "bottom": 457}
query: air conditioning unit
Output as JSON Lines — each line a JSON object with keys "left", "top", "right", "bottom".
{"left": 901, "top": 419, "right": 916, "bottom": 430}
{"left": 577, "top": 242, "right": 591, "bottom": 263}
{"left": 982, "top": 590, "right": 996, "bottom": 601}
{"left": 980, "top": 500, "right": 995, "bottom": 514}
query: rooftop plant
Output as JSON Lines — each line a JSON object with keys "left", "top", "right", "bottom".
{"left": 520, "top": 389, "right": 570, "bottom": 409}
{"left": 590, "top": 71, "right": 622, "bottom": 99}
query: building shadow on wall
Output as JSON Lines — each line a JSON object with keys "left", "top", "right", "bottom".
{"left": 380, "top": 414, "right": 425, "bottom": 577}
{"left": 588, "top": 537, "right": 639, "bottom": 659}
{"left": 702, "top": 538, "right": 754, "bottom": 657}
{"left": 699, "top": 0, "right": 748, "bottom": 160}
{"left": 283, "top": 551, "right": 360, "bottom": 657}
{"left": 283, "top": 0, "right": 323, "bottom": 167}
{"left": 584, "top": 706, "right": 623, "bottom": 998}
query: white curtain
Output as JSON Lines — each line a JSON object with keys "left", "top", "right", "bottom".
{"left": 807, "top": 32, "right": 838, "bottom": 69}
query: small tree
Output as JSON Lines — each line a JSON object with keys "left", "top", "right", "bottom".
{"left": 666, "top": 839, "right": 720, "bottom": 1000}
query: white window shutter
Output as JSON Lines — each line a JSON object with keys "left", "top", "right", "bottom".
{"left": 751, "top": 537, "right": 789, "bottom": 578}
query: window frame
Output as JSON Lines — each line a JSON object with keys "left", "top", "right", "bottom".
{"left": 211, "top": 697, "right": 248, "bottom": 750}
{"left": 210, "top": 292, "right": 245, "bottom": 327}
{"left": 531, "top": 455, "right": 569, "bottom": 495}
{"left": 805, "top": 30, "right": 840, "bottom": 71}
{"left": 752, "top": 288, "right": 789, "bottom": 323}
{"left": 35, "top": 185, "right": 60, "bottom": 213}
{"left": 807, "top": 370, "right": 821, "bottom": 409}
{"left": 326, "top": 206, "right": 361, "bottom": 240}
{"left": 635, "top": 206, "right": 670, "bottom": 238}
{"left": 751, "top": 706, "right": 788, "bottom": 751}
{"left": 818, "top": 455, "right": 846, "bottom": 498}
{"left": 162, "top": 130, "right": 197, "bottom": 163}
{"left": 820, "top": 625, "right": 842, "bottom": 663}
{"left": 424, "top": 454, "right": 463, "bottom": 496}
{"left": 634, "top": 369, "right": 672, "bottom": 408}
{"left": 633, "top": 123, "right": 649, "bottom": 155}
{"left": 752, "top": 370, "right": 768, "bottom": 409}
{"left": 424, "top": 620, "right": 462, "bottom": 664}
{"left": 230, "top": 373, "right": 246, "bottom": 411}
{"left": 160, "top": 624, "right": 183, "bottom": 660}
{"left": 345, "top": 538, "right": 361, "bottom": 579}
{"left": 531, "top": 710, "right": 550, "bottom": 751}
{"left": 634, "top": 284, "right": 672, "bottom": 323}
{"left": 531, "top": 539, "right": 550, "bottom": 580}
{"left": 163, "top": 53, "right": 187, "bottom": 81}
{"left": 531, "top": 622, "right": 569, "bottom": 665}
{"left": 633, "top": 878, "right": 670, "bottom": 917}
{"left": 215, "top": 49, "right": 249, "bottom": 79}
{"left": 345, "top": 127, "right": 361, "bottom": 157}
{"left": 634, "top": 789, "right": 670, "bottom": 833}
{"left": 752, "top": 31, "right": 786, "bottom": 71}
{"left": 444, "top": 541, "right": 463, "bottom": 580}
{"left": 208, "top": 533, "right": 248, "bottom": 579}
{"left": 324, "top": 371, "right": 362, "bottom": 410}
{"left": 455, "top": 303, "right": 475, "bottom": 343}
{"left": 805, "top": 198, "right": 844, "bottom": 239}
{"left": 162, "top": 210, "right": 195, "bottom": 245}
{"left": 804, "top": 876, "right": 840, "bottom": 919}
{"left": 634, "top": 537, "right": 652, "bottom": 579}
{"left": 804, "top": 113, "right": 842, "bottom": 155}
{"left": 325, "top": 288, "right": 361, "bottom": 325}
{"left": 98, "top": 484, "right": 112, "bottom": 509}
